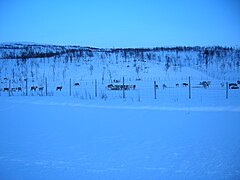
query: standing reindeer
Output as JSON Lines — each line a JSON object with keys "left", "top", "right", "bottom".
{"left": 56, "top": 86, "right": 63, "bottom": 91}
{"left": 182, "top": 83, "right": 188, "bottom": 87}
{"left": 30, "top": 86, "right": 38, "bottom": 91}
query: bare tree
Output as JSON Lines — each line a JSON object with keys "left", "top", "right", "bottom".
{"left": 108, "top": 70, "right": 112, "bottom": 82}
{"left": 136, "top": 65, "right": 141, "bottom": 78}
{"left": 90, "top": 64, "right": 94, "bottom": 75}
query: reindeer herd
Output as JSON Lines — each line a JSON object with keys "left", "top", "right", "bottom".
{"left": 160, "top": 81, "right": 211, "bottom": 90}
{"left": 0, "top": 80, "right": 84, "bottom": 94}
{"left": 107, "top": 84, "right": 136, "bottom": 90}
{"left": 106, "top": 79, "right": 240, "bottom": 92}
{"left": 157, "top": 80, "right": 240, "bottom": 90}
{"left": 0, "top": 78, "right": 239, "bottom": 96}
{"left": 0, "top": 84, "right": 62, "bottom": 93}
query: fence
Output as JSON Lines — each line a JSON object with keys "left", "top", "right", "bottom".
{"left": 0, "top": 76, "right": 239, "bottom": 102}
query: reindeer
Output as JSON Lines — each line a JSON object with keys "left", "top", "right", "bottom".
{"left": 3, "top": 88, "right": 9, "bottom": 92}
{"left": 200, "top": 81, "right": 211, "bottom": 88}
{"left": 229, "top": 83, "right": 238, "bottom": 89}
{"left": 74, "top": 82, "right": 80, "bottom": 86}
{"left": 56, "top": 86, "right": 63, "bottom": 91}
{"left": 163, "top": 84, "right": 167, "bottom": 89}
{"left": 107, "top": 84, "right": 114, "bottom": 90}
{"left": 17, "top": 87, "right": 22, "bottom": 91}
{"left": 231, "top": 86, "right": 239, "bottom": 89}
{"left": 30, "top": 86, "right": 38, "bottom": 91}
{"left": 182, "top": 83, "right": 188, "bottom": 87}
{"left": 176, "top": 84, "right": 179, "bottom": 87}
{"left": 39, "top": 87, "right": 44, "bottom": 91}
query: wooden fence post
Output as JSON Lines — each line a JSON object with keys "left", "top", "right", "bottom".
{"left": 154, "top": 81, "right": 157, "bottom": 99}
{"left": 95, "top": 79, "right": 97, "bottom": 97}
{"left": 123, "top": 76, "right": 125, "bottom": 99}
{"left": 189, "top": 76, "right": 191, "bottom": 99}
{"left": 45, "top": 78, "right": 48, "bottom": 96}
{"left": 226, "top": 82, "right": 228, "bottom": 99}
{"left": 25, "top": 79, "right": 28, "bottom": 96}
{"left": 9, "top": 80, "right": 11, "bottom": 97}
{"left": 70, "top": 78, "right": 72, "bottom": 96}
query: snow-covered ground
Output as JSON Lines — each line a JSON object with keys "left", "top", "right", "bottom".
{"left": 0, "top": 97, "right": 240, "bottom": 180}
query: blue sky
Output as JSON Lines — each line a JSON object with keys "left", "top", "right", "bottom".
{"left": 0, "top": 0, "right": 239, "bottom": 47}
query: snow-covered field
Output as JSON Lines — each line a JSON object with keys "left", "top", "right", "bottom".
{"left": 0, "top": 97, "right": 240, "bottom": 180}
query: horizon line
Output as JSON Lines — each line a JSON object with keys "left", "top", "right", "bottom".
{"left": 0, "top": 41, "right": 239, "bottom": 49}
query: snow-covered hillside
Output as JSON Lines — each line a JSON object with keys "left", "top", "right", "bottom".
{"left": 0, "top": 43, "right": 240, "bottom": 102}
{"left": 1, "top": 43, "right": 240, "bottom": 180}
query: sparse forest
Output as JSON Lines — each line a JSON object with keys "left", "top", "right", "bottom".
{"left": 0, "top": 43, "right": 240, "bottom": 100}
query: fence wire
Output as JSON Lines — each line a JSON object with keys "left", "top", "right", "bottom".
{"left": 0, "top": 76, "right": 239, "bottom": 102}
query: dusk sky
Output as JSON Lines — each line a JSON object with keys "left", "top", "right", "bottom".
{"left": 0, "top": 0, "right": 239, "bottom": 47}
